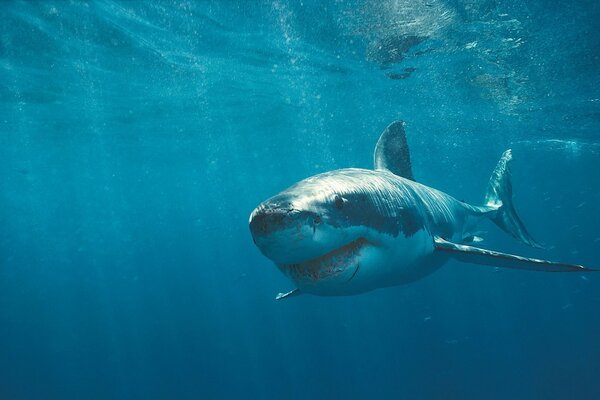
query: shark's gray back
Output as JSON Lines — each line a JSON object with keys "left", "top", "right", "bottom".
{"left": 294, "top": 167, "right": 486, "bottom": 241}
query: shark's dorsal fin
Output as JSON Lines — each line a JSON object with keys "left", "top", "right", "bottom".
{"left": 434, "top": 237, "right": 596, "bottom": 272}
{"left": 373, "top": 120, "right": 415, "bottom": 180}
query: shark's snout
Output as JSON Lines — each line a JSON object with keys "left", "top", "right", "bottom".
{"left": 249, "top": 201, "right": 326, "bottom": 264}
{"left": 249, "top": 204, "right": 320, "bottom": 239}
{"left": 249, "top": 206, "right": 290, "bottom": 238}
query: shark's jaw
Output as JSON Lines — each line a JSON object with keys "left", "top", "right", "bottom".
{"left": 277, "top": 237, "right": 370, "bottom": 285}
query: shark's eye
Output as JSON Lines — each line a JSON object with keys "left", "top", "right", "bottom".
{"left": 334, "top": 195, "right": 345, "bottom": 209}
{"left": 314, "top": 215, "right": 322, "bottom": 225}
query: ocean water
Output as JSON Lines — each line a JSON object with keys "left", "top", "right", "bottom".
{"left": 1, "top": 1, "right": 599, "bottom": 399}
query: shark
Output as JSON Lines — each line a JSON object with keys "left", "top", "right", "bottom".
{"left": 248, "top": 121, "right": 595, "bottom": 299}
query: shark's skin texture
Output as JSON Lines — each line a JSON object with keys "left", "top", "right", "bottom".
{"left": 249, "top": 121, "right": 595, "bottom": 299}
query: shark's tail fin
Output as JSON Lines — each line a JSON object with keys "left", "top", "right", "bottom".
{"left": 485, "top": 149, "right": 543, "bottom": 248}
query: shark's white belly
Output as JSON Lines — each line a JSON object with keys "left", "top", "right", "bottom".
{"left": 355, "top": 229, "right": 438, "bottom": 289}
{"left": 282, "top": 228, "right": 439, "bottom": 296}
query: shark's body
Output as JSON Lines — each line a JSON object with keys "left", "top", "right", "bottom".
{"left": 249, "top": 121, "right": 595, "bottom": 299}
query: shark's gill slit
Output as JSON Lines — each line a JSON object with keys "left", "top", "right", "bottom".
{"left": 348, "top": 263, "right": 360, "bottom": 282}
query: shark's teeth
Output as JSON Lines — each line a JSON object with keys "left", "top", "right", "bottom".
{"left": 279, "top": 238, "right": 368, "bottom": 282}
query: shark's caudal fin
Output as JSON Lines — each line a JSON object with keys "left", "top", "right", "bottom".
{"left": 485, "top": 149, "right": 542, "bottom": 248}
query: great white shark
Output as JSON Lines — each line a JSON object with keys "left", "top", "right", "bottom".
{"left": 249, "top": 121, "right": 595, "bottom": 299}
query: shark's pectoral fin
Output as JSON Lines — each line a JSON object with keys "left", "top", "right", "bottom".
{"left": 275, "top": 288, "right": 301, "bottom": 300}
{"left": 434, "top": 237, "right": 596, "bottom": 272}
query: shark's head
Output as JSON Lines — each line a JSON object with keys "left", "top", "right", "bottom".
{"left": 249, "top": 169, "right": 420, "bottom": 293}
{"left": 249, "top": 174, "right": 365, "bottom": 265}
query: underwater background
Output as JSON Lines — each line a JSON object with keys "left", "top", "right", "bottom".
{"left": 1, "top": 1, "right": 599, "bottom": 399}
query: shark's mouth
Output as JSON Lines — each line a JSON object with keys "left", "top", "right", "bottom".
{"left": 278, "top": 238, "right": 368, "bottom": 282}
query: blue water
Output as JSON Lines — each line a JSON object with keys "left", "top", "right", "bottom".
{"left": 1, "top": 1, "right": 599, "bottom": 399}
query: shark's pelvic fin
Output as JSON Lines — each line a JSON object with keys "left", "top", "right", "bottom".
{"left": 434, "top": 237, "right": 595, "bottom": 272}
{"left": 485, "top": 149, "right": 542, "bottom": 248}
{"left": 373, "top": 120, "right": 415, "bottom": 181}
{"left": 275, "top": 288, "right": 301, "bottom": 300}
